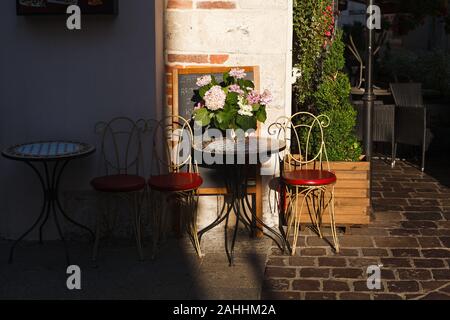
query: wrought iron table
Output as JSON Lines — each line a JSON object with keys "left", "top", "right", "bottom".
{"left": 2, "top": 141, "right": 96, "bottom": 264}
{"left": 194, "top": 137, "right": 288, "bottom": 265}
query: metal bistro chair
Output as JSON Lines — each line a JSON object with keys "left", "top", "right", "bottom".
{"left": 272, "top": 112, "right": 339, "bottom": 255}
{"left": 390, "top": 83, "right": 430, "bottom": 172}
{"left": 147, "top": 116, "right": 203, "bottom": 258}
{"left": 90, "top": 117, "right": 147, "bottom": 262}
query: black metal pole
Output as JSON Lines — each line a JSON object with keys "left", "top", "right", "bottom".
{"left": 363, "top": 0, "right": 375, "bottom": 160}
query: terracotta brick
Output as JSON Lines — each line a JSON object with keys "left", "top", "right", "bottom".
{"left": 167, "top": 0, "right": 193, "bottom": 9}
{"left": 391, "top": 249, "right": 421, "bottom": 257}
{"left": 440, "top": 237, "right": 450, "bottom": 248}
{"left": 432, "top": 269, "right": 450, "bottom": 280}
{"left": 292, "top": 280, "right": 320, "bottom": 291}
{"left": 339, "top": 292, "right": 371, "bottom": 300}
{"left": 418, "top": 237, "right": 443, "bottom": 248}
{"left": 262, "top": 279, "right": 290, "bottom": 291}
{"left": 387, "top": 281, "right": 420, "bottom": 293}
{"left": 299, "top": 248, "right": 327, "bottom": 256}
{"left": 413, "top": 258, "right": 446, "bottom": 268}
{"left": 402, "top": 221, "right": 438, "bottom": 229}
{"left": 299, "top": 268, "right": 330, "bottom": 278}
{"left": 168, "top": 54, "right": 209, "bottom": 64}
{"left": 404, "top": 212, "right": 443, "bottom": 221}
{"left": 322, "top": 280, "right": 350, "bottom": 292}
{"left": 380, "top": 258, "right": 412, "bottom": 268}
{"left": 373, "top": 293, "right": 403, "bottom": 300}
{"left": 422, "top": 249, "right": 450, "bottom": 258}
{"left": 267, "top": 257, "right": 287, "bottom": 267}
{"left": 335, "top": 248, "right": 360, "bottom": 256}
{"left": 338, "top": 236, "right": 374, "bottom": 248}
{"left": 304, "top": 292, "right": 337, "bottom": 300}
{"left": 332, "top": 268, "right": 364, "bottom": 279}
{"left": 288, "top": 257, "right": 316, "bottom": 267}
{"left": 420, "top": 292, "right": 450, "bottom": 300}
{"left": 209, "top": 54, "right": 229, "bottom": 64}
{"left": 265, "top": 267, "right": 296, "bottom": 278}
{"left": 374, "top": 237, "right": 419, "bottom": 248}
{"left": 398, "top": 269, "right": 432, "bottom": 280}
{"left": 353, "top": 280, "right": 384, "bottom": 292}
{"left": 347, "top": 258, "right": 379, "bottom": 268}
{"left": 318, "top": 257, "right": 347, "bottom": 267}
{"left": 362, "top": 248, "right": 389, "bottom": 257}
{"left": 196, "top": 1, "right": 236, "bottom": 9}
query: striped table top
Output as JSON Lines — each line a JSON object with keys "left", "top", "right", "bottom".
{"left": 2, "top": 141, "right": 95, "bottom": 161}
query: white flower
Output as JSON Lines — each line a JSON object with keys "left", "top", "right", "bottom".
{"left": 204, "top": 85, "right": 226, "bottom": 111}
{"left": 238, "top": 96, "right": 253, "bottom": 117}
{"left": 196, "top": 75, "right": 212, "bottom": 87}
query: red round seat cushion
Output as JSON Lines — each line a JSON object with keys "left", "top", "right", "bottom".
{"left": 148, "top": 172, "right": 203, "bottom": 192}
{"left": 283, "top": 169, "right": 337, "bottom": 186}
{"left": 91, "top": 174, "right": 146, "bottom": 193}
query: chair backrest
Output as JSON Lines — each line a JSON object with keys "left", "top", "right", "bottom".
{"left": 94, "top": 117, "right": 145, "bottom": 176}
{"left": 149, "top": 115, "right": 197, "bottom": 176}
{"left": 269, "top": 112, "right": 331, "bottom": 172}
{"left": 390, "top": 83, "right": 424, "bottom": 107}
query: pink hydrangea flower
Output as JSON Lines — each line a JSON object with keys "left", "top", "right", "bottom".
{"left": 228, "top": 84, "right": 244, "bottom": 95}
{"left": 229, "top": 68, "right": 246, "bottom": 80}
{"left": 196, "top": 75, "right": 212, "bottom": 87}
{"left": 204, "top": 86, "right": 226, "bottom": 111}
{"left": 247, "top": 90, "right": 261, "bottom": 105}
{"left": 260, "top": 89, "right": 273, "bottom": 105}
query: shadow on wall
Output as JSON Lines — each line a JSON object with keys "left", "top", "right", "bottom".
{"left": 0, "top": 0, "right": 159, "bottom": 240}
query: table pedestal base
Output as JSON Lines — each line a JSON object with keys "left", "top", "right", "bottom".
{"left": 198, "top": 164, "right": 289, "bottom": 266}
{"left": 9, "top": 160, "right": 95, "bottom": 265}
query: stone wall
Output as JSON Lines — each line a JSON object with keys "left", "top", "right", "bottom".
{"left": 164, "top": 0, "right": 293, "bottom": 226}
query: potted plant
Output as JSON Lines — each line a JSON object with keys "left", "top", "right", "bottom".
{"left": 291, "top": 0, "right": 370, "bottom": 228}
{"left": 191, "top": 68, "right": 272, "bottom": 139}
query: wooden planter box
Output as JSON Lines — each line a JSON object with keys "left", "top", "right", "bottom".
{"left": 285, "top": 159, "right": 371, "bottom": 228}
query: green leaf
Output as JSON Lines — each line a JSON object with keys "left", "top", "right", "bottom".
{"left": 243, "top": 80, "right": 255, "bottom": 89}
{"left": 193, "top": 108, "right": 211, "bottom": 127}
{"left": 199, "top": 86, "right": 209, "bottom": 98}
{"left": 236, "top": 115, "right": 257, "bottom": 132}
{"left": 252, "top": 104, "right": 260, "bottom": 112}
{"left": 256, "top": 107, "right": 267, "bottom": 123}
{"left": 226, "top": 92, "right": 238, "bottom": 105}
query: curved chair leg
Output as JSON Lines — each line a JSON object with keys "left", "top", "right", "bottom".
{"left": 186, "top": 191, "right": 204, "bottom": 258}
{"left": 328, "top": 186, "right": 340, "bottom": 253}
{"left": 131, "top": 192, "right": 144, "bottom": 261}
{"left": 92, "top": 193, "right": 104, "bottom": 264}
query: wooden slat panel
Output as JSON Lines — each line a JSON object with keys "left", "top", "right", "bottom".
{"left": 335, "top": 172, "right": 368, "bottom": 180}
{"left": 300, "top": 214, "right": 370, "bottom": 225}
{"left": 335, "top": 179, "right": 370, "bottom": 189}
{"left": 335, "top": 188, "right": 368, "bottom": 197}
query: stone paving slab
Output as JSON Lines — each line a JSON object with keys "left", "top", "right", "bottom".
{"left": 262, "top": 160, "right": 450, "bottom": 300}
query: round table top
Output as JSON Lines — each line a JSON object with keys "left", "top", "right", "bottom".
{"left": 193, "top": 137, "right": 286, "bottom": 157}
{"left": 2, "top": 141, "right": 95, "bottom": 162}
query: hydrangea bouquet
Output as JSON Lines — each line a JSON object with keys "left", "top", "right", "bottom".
{"left": 192, "top": 68, "right": 272, "bottom": 133}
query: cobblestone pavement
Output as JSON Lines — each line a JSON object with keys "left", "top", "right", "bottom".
{"left": 262, "top": 160, "right": 450, "bottom": 300}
